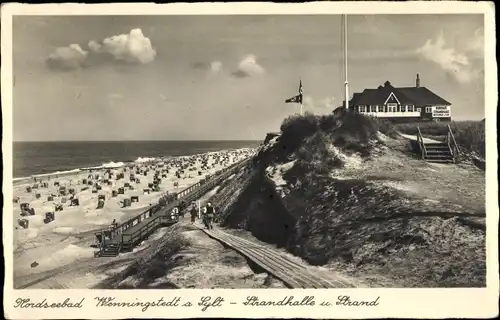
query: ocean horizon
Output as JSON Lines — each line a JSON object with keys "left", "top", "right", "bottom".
{"left": 12, "top": 140, "right": 262, "bottom": 178}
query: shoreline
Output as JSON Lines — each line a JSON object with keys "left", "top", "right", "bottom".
{"left": 12, "top": 147, "right": 256, "bottom": 186}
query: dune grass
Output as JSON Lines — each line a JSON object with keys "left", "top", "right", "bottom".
{"left": 240, "top": 111, "right": 486, "bottom": 287}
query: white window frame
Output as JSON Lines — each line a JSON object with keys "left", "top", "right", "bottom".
{"left": 387, "top": 103, "right": 397, "bottom": 112}
{"left": 358, "top": 105, "right": 367, "bottom": 113}
{"left": 384, "top": 92, "right": 402, "bottom": 105}
{"left": 407, "top": 105, "right": 414, "bottom": 112}
{"left": 401, "top": 105, "right": 407, "bottom": 112}
{"left": 377, "top": 105, "right": 383, "bottom": 112}
{"left": 416, "top": 107, "right": 421, "bottom": 113}
{"left": 425, "top": 106, "right": 433, "bottom": 113}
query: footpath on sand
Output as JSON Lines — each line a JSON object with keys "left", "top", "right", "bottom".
{"left": 155, "top": 218, "right": 287, "bottom": 289}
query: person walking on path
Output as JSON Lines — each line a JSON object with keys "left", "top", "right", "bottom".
{"left": 204, "top": 202, "right": 215, "bottom": 230}
{"left": 190, "top": 203, "right": 197, "bottom": 224}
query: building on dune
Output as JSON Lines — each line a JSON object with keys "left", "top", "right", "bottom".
{"left": 334, "top": 74, "right": 452, "bottom": 123}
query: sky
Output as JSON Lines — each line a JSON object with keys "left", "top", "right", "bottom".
{"left": 12, "top": 14, "right": 484, "bottom": 141}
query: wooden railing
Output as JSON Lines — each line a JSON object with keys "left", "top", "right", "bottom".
{"left": 96, "top": 157, "right": 253, "bottom": 255}
{"left": 416, "top": 126, "right": 427, "bottom": 159}
{"left": 447, "top": 124, "right": 460, "bottom": 163}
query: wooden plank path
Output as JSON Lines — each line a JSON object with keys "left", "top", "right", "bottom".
{"left": 199, "top": 228, "right": 354, "bottom": 289}
{"left": 95, "top": 157, "right": 254, "bottom": 256}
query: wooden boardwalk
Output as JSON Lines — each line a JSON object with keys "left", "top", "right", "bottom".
{"left": 200, "top": 228, "right": 355, "bottom": 289}
{"left": 95, "top": 158, "right": 252, "bottom": 257}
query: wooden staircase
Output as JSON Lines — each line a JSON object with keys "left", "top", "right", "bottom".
{"left": 98, "top": 241, "right": 121, "bottom": 257}
{"left": 422, "top": 142, "right": 454, "bottom": 163}
{"left": 416, "top": 124, "right": 460, "bottom": 164}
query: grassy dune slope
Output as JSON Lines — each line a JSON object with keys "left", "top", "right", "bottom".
{"left": 393, "top": 120, "right": 485, "bottom": 159}
{"left": 253, "top": 112, "right": 486, "bottom": 287}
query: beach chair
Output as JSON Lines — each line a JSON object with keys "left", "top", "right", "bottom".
{"left": 20, "top": 203, "right": 35, "bottom": 216}
{"left": 26, "top": 186, "right": 32, "bottom": 193}
{"left": 35, "top": 193, "right": 41, "bottom": 199}
{"left": 118, "top": 187, "right": 125, "bottom": 195}
{"left": 112, "top": 190, "right": 118, "bottom": 197}
{"left": 122, "top": 198, "right": 132, "bottom": 208}
{"left": 18, "top": 219, "right": 29, "bottom": 229}
{"left": 13, "top": 196, "right": 20, "bottom": 203}
{"left": 96, "top": 199, "right": 105, "bottom": 209}
{"left": 96, "top": 185, "right": 102, "bottom": 190}
{"left": 55, "top": 204, "right": 64, "bottom": 212}
{"left": 43, "top": 212, "right": 55, "bottom": 224}
{"left": 131, "top": 196, "right": 139, "bottom": 203}
{"left": 143, "top": 188, "right": 150, "bottom": 195}
{"left": 54, "top": 182, "right": 60, "bottom": 187}
{"left": 70, "top": 198, "right": 80, "bottom": 206}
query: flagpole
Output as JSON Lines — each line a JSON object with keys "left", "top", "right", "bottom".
{"left": 344, "top": 14, "right": 349, "bottom": 111}
{"left": 300, "top": 103, "right": 303, "bottom": 116}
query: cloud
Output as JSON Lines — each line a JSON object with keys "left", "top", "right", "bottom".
{"left": 416, "top": 32, "right": 480, "bottom": 84}
{"left": 108, "top": 93, "right": 123, "bottom": 99}
{"left": 210, "top": 61, "right": 222, "bottom": 73}
{"left": 191, "top": 60, "right": 222, "bottom": 73}
{"left": 46, "top": 28, "right": 155, "bottom": 71}
{"left": 302, "top": 95, "right": 336, "bottom": 113}
{"left": 467, "top": 28, "right": 484, "bottom": 54}
{"left": 89, "top": 29, "right": 156, "bottom": 64}
{"left": 46, "top": 44, "right": 88, "bottom": 70}
{"left": 232, "top": 54, "right": 265, "bottom": 78}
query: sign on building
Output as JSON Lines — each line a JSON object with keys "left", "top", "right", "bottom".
{"left": 432, "top": 106, "right": 451, "bottom": 118}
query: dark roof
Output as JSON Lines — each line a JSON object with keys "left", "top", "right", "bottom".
{"left": 397, "top": 87, "right": 451, "bottom": 105}
{"left": 351, "top": 81, "right": 451, "bottom": 106}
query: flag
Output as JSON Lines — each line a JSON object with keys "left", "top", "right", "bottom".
{"left": 285, "top": 80, "right": 303, "bottom": 104}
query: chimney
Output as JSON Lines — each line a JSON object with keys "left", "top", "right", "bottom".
{"left": 416, "top": 73, "right": 420, "bottom": 88}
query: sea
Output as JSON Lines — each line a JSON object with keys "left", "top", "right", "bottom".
{"left": 13, "top": 141, "right": 262, "bottom": 179}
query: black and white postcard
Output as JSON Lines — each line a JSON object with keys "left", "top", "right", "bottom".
{"left": 2, "top": 2, "right": 498, "bottom": 319}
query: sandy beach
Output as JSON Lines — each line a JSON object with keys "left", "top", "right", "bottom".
{"left": 13, "top": 148, "right": 255, "bottom": 281}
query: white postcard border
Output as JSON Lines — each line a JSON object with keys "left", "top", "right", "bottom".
{"left": 2, "top": 2, "right": 498, "bottom": 319}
